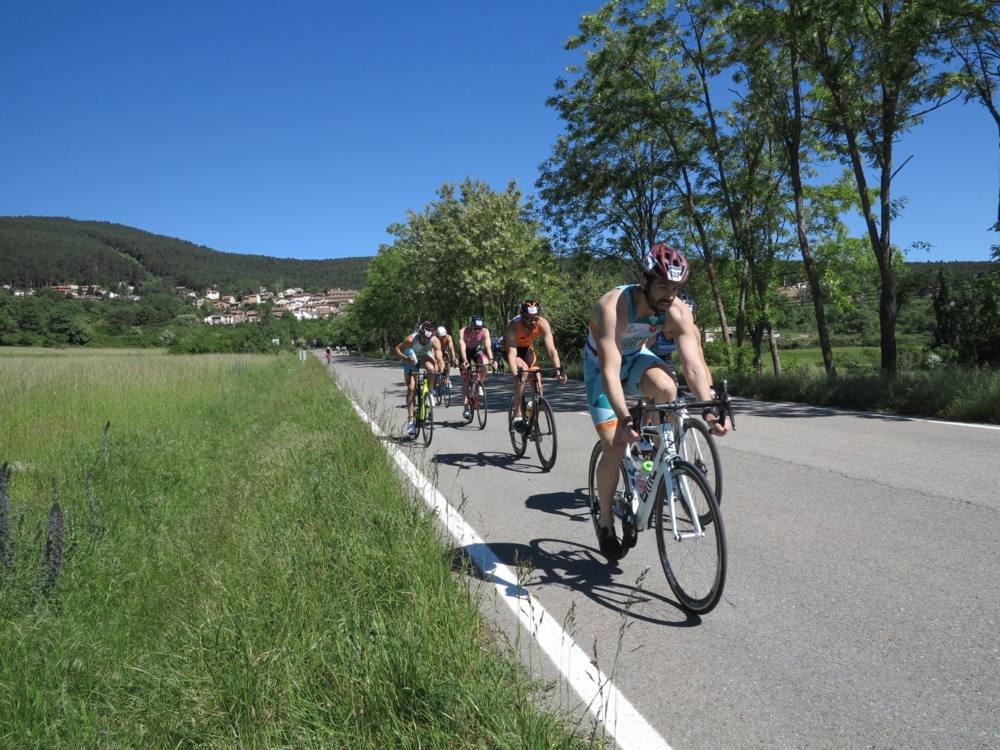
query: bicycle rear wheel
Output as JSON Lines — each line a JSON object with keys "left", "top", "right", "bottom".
{"left": 508, "top": 396, "right": 527, "bottom": 457}
{"left": 680, "top": 417, "right": 723, "bottom": 507}
{"left": 654, "top": 460, "right": 726, "bottom": 614}
{"left": 421, "top": 392, "right": 434, "bottom": 446}
{"left": 534, "top": 398, "right": 557, "bottom": 471}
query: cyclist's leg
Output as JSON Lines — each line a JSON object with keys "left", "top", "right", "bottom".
{"left": 631, "top": 348, "right": 678, "bottom": 404}
{"left": 422, "top": 359, "right": 436, "bottom": 394}
{"left": 460, "top": 362, "right": 471, "bottom": 404}
{"left": 474, "top": 350, "right": 489, "bottom": 379}
{"left": 511, "top": 347, "right": 534, "bottom": 418}
{"left": 585, "top": 356, "right": 627, "bottom": 530}
{"left": 403, "top": 365, "right": 417, "bottom": 419}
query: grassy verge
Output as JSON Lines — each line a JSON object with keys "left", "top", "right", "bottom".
{"left": 0, "top": 349, "right": 586, "bottom": 747}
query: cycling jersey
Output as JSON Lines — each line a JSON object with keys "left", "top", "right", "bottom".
{"left": 584, "top": 285, "right": 666, "bottom": 364}
{"left": 509, "top": 316, "right": 542, "bottom": 349}
{"left": 403, "top": 332, "right": 436, "bottom": 373}
{"left": 583, "top": 285, "right": 669, "bottom": 430}
{"left": 462, "top": 326, "right": 487, "bottom": 350}
{"left": 653, "top": 330, "right": 677, "bottom": 359}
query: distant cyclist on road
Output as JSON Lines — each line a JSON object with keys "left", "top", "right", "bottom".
{"left": 458, "top": 314, "right": 495, "bottom": 421}
{"left": 586, "top": 244, "right": 727, "bottom": 560}
{"left": 505, "top": 299, "right": 566, "bottom": 430}
{"left": 435, "top": 325, "right": 458, "bottom": 404}
{"left": 324, "top": 346, "right": 332, "bottom": 365}
{"left": 491, "top": 333, "right": 507, "bottom": 373}
{"left": 394, "top": 320, "right": 444, "bottom": 438}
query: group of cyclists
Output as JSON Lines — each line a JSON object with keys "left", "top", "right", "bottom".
{"left": 390, "top": 243, "right": 727, "bottom": 561}
{"left": 393, "top": 301, "right": 569, "bottom": 433}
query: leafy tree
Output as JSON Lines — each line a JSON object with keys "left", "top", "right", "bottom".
{"left": 348, "top": 179, "right": 556, "bottom": 352}
{"left": 798, "top": 0, "right": 966, "bottom": 371}
{"left": 949, "top": 1, "right": 1000, "bottom": 227}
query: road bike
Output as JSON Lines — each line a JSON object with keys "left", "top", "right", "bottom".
{"left": 586, "top": 382, "right": 735, "bottom": 614}
{"left": 461, "top": 360, "right": 491, "bottom": 429}
{"left": 410, "top": 369, "right": 434, "bottom": 446}
{"left": 508, "top": 366, "right": 562, "bottom": 472}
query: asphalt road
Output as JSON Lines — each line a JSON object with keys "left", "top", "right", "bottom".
{"left": 326, "top": 354, "right": 1000, "bottom": 749}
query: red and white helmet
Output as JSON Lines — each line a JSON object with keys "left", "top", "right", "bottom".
{"left": 642, "top": 243, "right": 689, "bottom": 284}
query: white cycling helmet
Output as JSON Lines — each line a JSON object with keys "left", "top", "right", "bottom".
{"left": 436, "top": 326, "right": 447, "bottom": 337}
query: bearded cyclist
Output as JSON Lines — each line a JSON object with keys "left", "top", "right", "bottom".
{"left": 394, "top": 320, "right": 444, "bottom": 438}
{"left": 458, "top": 314, "right": 495, "bottom": 421}
{"left": 587, "top": 244, "right": 727, "bottom": 560}
{"left": 506, "top": 299, "right": 566, "bottom": 430}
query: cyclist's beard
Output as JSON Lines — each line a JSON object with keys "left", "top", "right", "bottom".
{"left": 642, "top": 283, "right": 674, "bottom": 313}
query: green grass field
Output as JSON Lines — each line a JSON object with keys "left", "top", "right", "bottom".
{"left": 0, "top": 349, "right": 586, "bottom": 747}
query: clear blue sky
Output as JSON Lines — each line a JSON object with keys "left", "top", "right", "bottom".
{"left": 1, "top": 1, "right": 996, "bottom": 262}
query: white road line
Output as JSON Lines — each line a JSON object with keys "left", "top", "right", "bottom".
{"left": 344, "top": 394, "right": 672, "bottom": 750}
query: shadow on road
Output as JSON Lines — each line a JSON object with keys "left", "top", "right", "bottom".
{"left": 433, "top": 451, "right": 544, "bottom": 474}
{"left": 525, "top": 488, "right": 591, "bottom": 523}
{"left": 734, "top": 398, "right": 913, "bottom": 423}
{"left": 454, "top": 539, "right": 699, "bottom": 628}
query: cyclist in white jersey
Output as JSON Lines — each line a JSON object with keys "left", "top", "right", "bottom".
{"left": 394, "top": 320, "right": 444, "bottom": 438}
{"left": 586, "top": 244, "right": 727, "bottom": 559}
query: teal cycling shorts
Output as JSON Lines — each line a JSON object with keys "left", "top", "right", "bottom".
{"left": 403, "top": 359, "right": 435, "bottom": 375}
{"left": 583, "top": 347, "right": 668, "bottom": 429}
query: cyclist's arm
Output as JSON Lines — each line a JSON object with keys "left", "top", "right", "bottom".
{"left": 432, "top": 338, "right": 445, "bottom": 372}
{"left": 671, "top": 303, "right": 713, "bottom": 402}
{"left": 483, "top": 327, "right": 494, "bottom": 361}
{"left": 594, "top": 294, "right": 629, "bottom": 422}
{"left": 457, "top": 328, "right": 468, "bottom": 364}
{"left": 394, "top": 335, "right": 415, "bottom": 361}
{"left": 538, "top": 319, "right": 560, "bottom": 371}
{"left": 505, "top": 323, "right": 519, "bottom": 374}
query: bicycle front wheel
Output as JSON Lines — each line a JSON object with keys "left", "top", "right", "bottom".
{"left": 534, "top": 398, "right": 557, "bottom": 471}
{"left": 421, "top": 392, "right": 434, "bottom": 446}
{"left": 680, "top": 417, "right": 723, "bottom": 507}
{"left": 476, "top": 383, "right": 488, "bottom": 429}
{"left": 443, "top": 380, "right": 452, "bottom": 408}
{"left": 654, "top": 460, "right": 726, "bottom": 614}
{"left": 508, "top": 396, "right": 527, "bottom": 457}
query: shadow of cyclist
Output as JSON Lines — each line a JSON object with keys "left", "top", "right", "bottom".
{"left": 524, "top": 488, "right": 592, "bottom": 523}
{"left": 432, "top": 451, "right": 545, "bottom": 474}
{"left": 454, "top": 539, "right": 699, "bottom": 627}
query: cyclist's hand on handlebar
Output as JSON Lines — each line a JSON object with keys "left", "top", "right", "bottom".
{"left": 557, "top": 367, "right": 567, "bottom": 385}
{"left": 613, "top": 416, "right": 640, "bottom": 447}
{"left": 702, "top": 407, "right": 729, "bottom": 437}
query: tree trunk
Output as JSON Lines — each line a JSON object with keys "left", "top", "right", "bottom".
{"left": 751, "top": 321, "right": 764, "bottom": 374}
{"left": 736, "top": 261, "right": 749, "bottom": 348}
{"left": 766, "top": 320, "right": 782, "bottom": 377}
{"left": 786, "top": 36, "right": 836, "bottom": 376}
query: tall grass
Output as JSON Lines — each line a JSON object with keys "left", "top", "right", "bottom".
{"left": 0, "top": 350, "right": 586, "bottom": 747}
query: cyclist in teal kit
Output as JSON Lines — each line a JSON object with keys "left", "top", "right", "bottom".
{"left": 585, "top": 244, "right": 727, "bottom": 559}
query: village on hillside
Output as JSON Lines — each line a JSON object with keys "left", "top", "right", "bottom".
{"left": 1, "top": 282, "right": 357, "bottom": 324}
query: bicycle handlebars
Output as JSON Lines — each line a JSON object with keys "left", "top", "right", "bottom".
{"left": 516, "top": 366, "right": 564, "bottom": 377}
{"left": 636, "top": 379, "right": 736, "bottom": 431}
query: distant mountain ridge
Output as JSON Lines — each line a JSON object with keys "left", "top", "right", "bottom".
{"left": 0, "top": 216, "right": 371, "bottom": 292}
